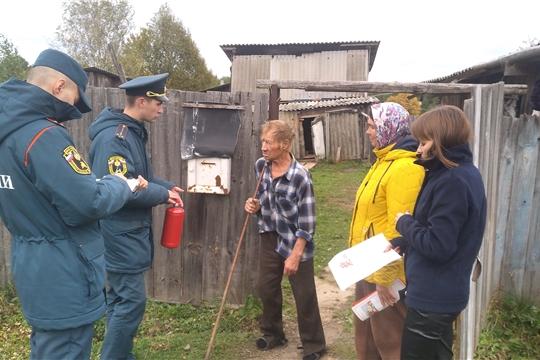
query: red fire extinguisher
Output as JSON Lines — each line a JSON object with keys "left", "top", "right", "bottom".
{"left": 161, "top": 204, "right": 184, "bottom": 249}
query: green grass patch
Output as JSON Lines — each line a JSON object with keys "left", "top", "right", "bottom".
{"left": 0, "top": 285, "right": 31, "bottom": 359}
{"left": 0, "top": 282, "right": 262, "bottom": 360}
{"left": 475, "top": 294, "right": 540, "bottom": 359}
{"left": 332, "top": 294, "right": 356, "bottom": 335}
{"left": 311, "top": 160, "right": 370, "bottom": 278}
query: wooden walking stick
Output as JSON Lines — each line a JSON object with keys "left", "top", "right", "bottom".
{"left": 204, "top": 164, "right": 266, "bottom": 360}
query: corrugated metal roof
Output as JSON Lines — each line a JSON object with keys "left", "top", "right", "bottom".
{"left": 221, "top": 40, "right": 380, "bottom": 48}
{"left": 423, "top": 67, "right": 475, "bottom": 83}
{"left": 221, "top": 41, "right": 380, "bottom": 71}
{"left": 280, "top": 96, "right": 379, "bottom": 112}
{"left": 423, "top": 45, "right": 540, "bottom": 83}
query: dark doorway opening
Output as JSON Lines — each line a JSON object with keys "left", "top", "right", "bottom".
{"left": 302, "top": 117, "right": 315, "bottom": 155}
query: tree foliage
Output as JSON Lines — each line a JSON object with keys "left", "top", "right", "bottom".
{"left": 52, "top": 0, "right": 135, "bottom": 72}
{"left": 0, "top": 34, "right": 30, "bottom": 82}
{"left": 219, "top": 76, "right": 231, "bottom": 85}
{"left": 420, "top": 95, "right": 440, "bottom": 114}
{"left": 519, "top": 35, "right": 540, "bottom": 50}
{"left": 119, "top": 3, "right": 218, "bottom": 91}
{"left": 386, "top": 93, "right": 422, "bottom": 115}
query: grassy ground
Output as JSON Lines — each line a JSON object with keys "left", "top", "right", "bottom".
{"left": 310, "top": 160, "right": 368, "bottom": 278}
{"left": 474, "top": 294, "right": 540, "bottom": 359}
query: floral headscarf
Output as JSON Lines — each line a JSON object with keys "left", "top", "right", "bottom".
{"left": 370, "top": 102, "right": 411, "bottom": 148}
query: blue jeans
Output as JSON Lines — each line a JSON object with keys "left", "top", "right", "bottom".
{"left": 30, "top": 323, "right": 94, "bottom": 360}
{"left": 100, "top": 272, "right": 146, "bottom": 360}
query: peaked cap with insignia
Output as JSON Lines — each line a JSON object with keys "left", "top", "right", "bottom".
{"left": 119, "top": 73, "right": 169, "bottom": 102}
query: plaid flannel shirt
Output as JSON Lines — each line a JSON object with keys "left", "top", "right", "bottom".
{"left": 254, "top": 156, "right": 316, "bottom": 261}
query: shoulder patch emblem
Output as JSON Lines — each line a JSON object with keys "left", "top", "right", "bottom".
{"left": 63, "top": 146, "right": 91, "bottom": 175}
{"left": 108, "top": 156, "right": 128, "bottom": 175}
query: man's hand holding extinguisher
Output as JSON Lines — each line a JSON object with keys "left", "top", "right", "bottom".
{"left": 167, "top": 186, "right": 184, "bottom": 207}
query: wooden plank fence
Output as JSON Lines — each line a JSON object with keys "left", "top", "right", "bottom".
{"left": 457, "top": 83, "right": 540, "bottom": 358}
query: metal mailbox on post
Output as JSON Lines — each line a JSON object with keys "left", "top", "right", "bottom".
{"left": 181, "top": 103, "right": 243, "bottom": 195}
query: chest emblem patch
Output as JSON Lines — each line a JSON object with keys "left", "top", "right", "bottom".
{"left": 63, "top": 146, "right": 91, "bottom": 175}
{"left": 108, "top": 156, "right": 128, "bottom": 175}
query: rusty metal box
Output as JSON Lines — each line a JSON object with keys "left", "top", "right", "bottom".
{"left": 187, "top": 158, "right": 231, "bottom": 195}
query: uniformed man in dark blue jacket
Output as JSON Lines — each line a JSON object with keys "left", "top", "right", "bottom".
{"left": 0, "top": 49, "right": 147, "bottom": 360}
{"left": 88, "top": 73, "right": 183, "bottom": 360}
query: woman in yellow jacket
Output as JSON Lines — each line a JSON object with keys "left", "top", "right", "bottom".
{"left": 349, "top": 102, "right": 424, "bottom": 360}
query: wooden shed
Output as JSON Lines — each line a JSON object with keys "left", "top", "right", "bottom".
{"left": 424, "top": 45, "right": 540, "bottom": 115}
{"left": 221, "top": 41, "right": 379, "bottom": 100}
{"left": 85, "top": 67, "right": 125, "bottom": 88}
{"left": 278, "top": 96, "right": 379, "bottom": 161}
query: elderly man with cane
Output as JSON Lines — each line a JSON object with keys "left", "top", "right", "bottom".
{"left": 245, "top": 120, "right": 326, "bottom": 360}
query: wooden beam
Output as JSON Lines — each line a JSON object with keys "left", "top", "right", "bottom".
{"left": 182, "top": 103, "right": 246, "bottom": 110}
{"left": 256, "top": 80, "right": 528, "bottom": 95}
{"left": 108, "top": 43, "right": 127, "bottom": 83}
{"left": 269, "top": 84, "right": 280, "bottom": 120}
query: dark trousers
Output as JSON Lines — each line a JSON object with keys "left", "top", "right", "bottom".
{"left": 30, "top": 323, "right": 94, "bottom": 360}
{"left": 400, "top": 307, "right": 460, "bottom": 360}
{"left": 100, "top": 272, "right": 146, "bottom": 360}
{"left": 354, "top": 280, "right": 407, "bottom": 360}
{"left": 258, "top": 232, "right": 326, "bottom": 356}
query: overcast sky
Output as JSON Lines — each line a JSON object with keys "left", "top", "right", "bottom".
{"left": 1, "top": 0, "right": 539, "bottom": 83}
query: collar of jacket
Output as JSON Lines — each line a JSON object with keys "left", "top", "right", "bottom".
{"left": 373, "top": 141, "right": 418, "bottom": 163}
{"left": 373, "top": 142, "right": 395, "bottom": 160}
{"left": 112, "top": 108, "right": 147, "bottom": 138}
{"left": 1, "top": 78, "right": 83, "bottom": 122}
{"left": 415, "top": 142, "right": 474, "bottom": 171}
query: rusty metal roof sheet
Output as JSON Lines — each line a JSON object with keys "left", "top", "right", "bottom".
{"left": 280, "top": 96, "right": 379, "bottom": 112}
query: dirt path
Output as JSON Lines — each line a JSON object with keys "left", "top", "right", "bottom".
{"left": 239, "top": 268, "right": 355, "bottom": 359}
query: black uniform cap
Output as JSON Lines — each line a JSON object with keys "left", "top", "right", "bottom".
{"left": 119, "top": 73, "right": 169, "bottom": 102}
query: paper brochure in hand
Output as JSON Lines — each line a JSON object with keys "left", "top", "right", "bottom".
{"left": 328, "top": 233, "right": 401, "bottom": 291}
{"left": 352, "top": 278, "right": 406, "bottom": 321}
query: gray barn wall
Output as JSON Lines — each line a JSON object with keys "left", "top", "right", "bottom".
{"left": 231, "top": 50, "right": 369, "bottom": 100}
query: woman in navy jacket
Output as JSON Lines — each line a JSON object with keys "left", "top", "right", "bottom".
{"left": 390, "top": 105, "right": 487, "bottom": 359}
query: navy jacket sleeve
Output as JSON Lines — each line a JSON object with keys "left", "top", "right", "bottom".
{"left": 396, "top": 176, "right": 469, "bottom": 263}
{"left": 152, "top": 176, "right": 175, "bottom": 190}
{"left": 27, "top": 127, "right": 132, "bottom": 226}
